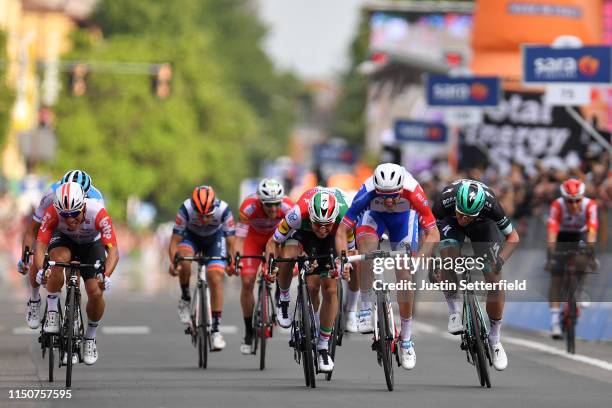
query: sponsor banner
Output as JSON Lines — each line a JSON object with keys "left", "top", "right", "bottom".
{"left": 459, "top": 89, "right": 610, "bottom": 174}
{"left": 426, "top": 75, "right": 501, "bottom": 107}
{"left": 523, "top": 45, "right": 612, "bottom": 84}
{"left": 394, "top": 120, "right": 448, "bottom": 143}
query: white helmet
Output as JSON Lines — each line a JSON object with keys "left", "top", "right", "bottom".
{"left": 373, "top": 163, "right": 404, "bottom": 193}
{"left": 257, "top": 178, "right": 285, "bottom": 204}
{"left": 53, "top": 181, "right": 85, "bottom": 215}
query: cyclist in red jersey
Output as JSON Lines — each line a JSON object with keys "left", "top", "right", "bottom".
{"left": 233, "top": 179, "right": 293, "bottom": 354}
{"left": 34, "top": 182, "right": 119, "bottom": 365}
{"left": 546, "top": 179, "right": 598, "bottom": 339}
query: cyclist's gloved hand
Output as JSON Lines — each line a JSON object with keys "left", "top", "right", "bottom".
{"left": 226, "top": 262, "right": 237, "bottom": 276}
{"left": 35, "top": 268, "right": 47, "bottom": 285}
{"left": 494, "top": 256, "right": 505, "bottom": 273}
{"left": 17, "top": 259, "right": 29, "bottom": 275}
{"left": 98, "top": 274, "right": 111, "bottom": 291}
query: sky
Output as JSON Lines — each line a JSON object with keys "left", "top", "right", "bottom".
{"left": 257, "top": 0, "right": 367, "bottom": 80}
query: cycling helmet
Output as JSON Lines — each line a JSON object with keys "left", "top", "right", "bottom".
{"left": 191, "top": 185, "right": 216, "bottom": 215}
{"left": 560, "top": 179, "right": 585, "bottom": 200}
{"left": 373, "top": 163, "right": 404, "bottom": 193}
{"left": 257, "top": 178, "right": 284, "bottom": 204}
{"left": 456, "top": 181, "right": 486, "bottom": 216}
{"left": 61, "top": 170, "right": 92, "bottom": 195}
{"left": 308, "top": 188, "right": 340, "bottom": 224}
{"left": 53, "top": 181, "right": 85, "bottom": 215}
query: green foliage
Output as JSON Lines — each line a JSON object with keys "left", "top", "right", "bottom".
{"left": 51, "top": 0, "right": 300, "bottom": 220}
{"left": 332, "top": 11, "right": 369, "bottom": 145}
{"left": 0, "top": 32, "right": 14, "bottom": 152}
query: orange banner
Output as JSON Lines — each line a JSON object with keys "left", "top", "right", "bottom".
{"left": 472, "top": 0, "right": 604, "bottom": 78}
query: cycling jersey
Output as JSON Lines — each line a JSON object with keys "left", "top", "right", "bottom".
{"left": 37, "top": 198, "right": 117, "bottom": 247}
{"left": 236, "top": 195, "right": 294, "bottom": 237}
{"left": 33, "top": 181, "right": 105, "bottom": 223}
{"left": 172, "top": 198, "right": 236, "bottom": 238}
{"left": 547, "top": 197, "right": 598, "bottom": 235}
{"left": 273, "top": 187, "right": 355, "bottom": 249}
{"left": 341, "top": 172, "right": 436, "bottom": 230}
{"left": 433, "top": 179, "right": 513, "bottom": 236}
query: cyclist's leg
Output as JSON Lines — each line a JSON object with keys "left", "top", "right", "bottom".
{"left": 355, "top": 211, "right": 384, "bottom": 310}
{"left": 240, "top": 233, "right": 266, "bottom": 341}
{"left": 176, "top": 233, "right": 197, "bottom": 303}
{"left": 437, "top": 217, "right": 465, "bottom": 323}
{"left": 80, "top": 240, "right": 106, "bottom": 364}
{"left": 275, "top": 233, "right": 301, "bottom": 327}
{"left": 467, "top": 220, "right": 505, "bottom": 342}
{"left": 45, "top": 234, "right": 73, "bottom": 318}
{"left": 202, "top": 231, "right": 227, "bottom": 334}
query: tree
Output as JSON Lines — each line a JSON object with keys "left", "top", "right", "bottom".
{"left": 0, "top": 32, "right": 14, "bottom": 152}
{"left": 50, "top": 0, "right": 300, "bottom": 219}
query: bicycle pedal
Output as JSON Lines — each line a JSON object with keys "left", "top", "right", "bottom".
{"left": 184, "top": 327, "right": 192, "bottom": 335}
{"left": 289, "top": 339, "right": 295, "bottom": 348}
{"left": 371, "top": 340, "right": 379, "bottom": 351}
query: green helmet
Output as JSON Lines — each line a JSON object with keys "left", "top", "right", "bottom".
{"left": 308, "top": 188, "right": 340, "bottom": 224}
{"left": 456, "top": 181, "right": 486, "bottom": 216}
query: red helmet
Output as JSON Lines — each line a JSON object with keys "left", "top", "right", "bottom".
{"left": 191, "top": 185, "right": 216, "bottom": 215}
{"left": 560, "top": 179, "right": 585, "bottom": 200}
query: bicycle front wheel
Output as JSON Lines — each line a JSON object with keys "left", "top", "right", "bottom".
{"left": 467, "top": 292, "right": 491, "bottom": 388}
{"left": 377, "top": 291, "right": 394, "bottom": 391}
{"left": 300, "top": 281, "right": 316, "bottom": 388}
{"left": 65, "top": 287, "right": 75, "bottom": 388}
{"left": 198, "top": 285, "right": 209, "bottom": 369}
{"left": 258, "top": 281, "right": 268, "bottom": 370}
{"left": 565, "top": 300, "right": 577, "bottom": 354}
{"left": 48, "top": 336, "right": 54, "bottom": 382}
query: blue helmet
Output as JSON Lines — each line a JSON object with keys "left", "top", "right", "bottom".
{"left": 61, "top": 170, "right": 92, "bottom": 195}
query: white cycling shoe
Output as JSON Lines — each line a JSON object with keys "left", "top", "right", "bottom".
{"left": 276, "top": 300, "right": 292, "bottom": 328}
{"left": 83, "top": 339, "right": 98, "bottom": 365}
{"left": 178, "top": 299, "right": 191, "bottom": 324}
{"left": 358, "top": 309, "right": 374, "bottom": 334}
{"left": 551, "top": 321, "right": 563, "bottom": 340}
{"left": 240, "top": 336, "right": 253, "bottom": 355}
{"left": 26, "top": 299, "right": 42, "bottom": 329}
{"left": 43, "top": 311, "right": 60, "bottom": 334}
{"left": 317, "top": 349, "right": 334, "bottom": 373}
{"left": 490, "top": 342, "right": 508, "bottom": 371}
{"left": 345, "top": 311, "right": 358, "bottom": 333}
{"left": 399, "top": 340, "right": 416, "bottom": 370}
{"left": 448, "top": 312, "right": 463, "bottom": 335}
{"left": 63, "top": 351, "right": 79, "bottom": 365}
{"left": 211, "top": 332, "right": 226, "bottom": 351}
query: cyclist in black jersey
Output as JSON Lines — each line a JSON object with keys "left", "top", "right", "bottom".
{"left": 432, "top": 179, "right": 519, "bottom": 371}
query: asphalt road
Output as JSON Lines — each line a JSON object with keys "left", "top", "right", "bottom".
{"left": 1, "top": 279, "right": 612, "bottom": 408}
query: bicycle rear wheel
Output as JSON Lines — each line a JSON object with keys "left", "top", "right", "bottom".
{"left": 300, "top": 281, "right": 316, "bottom": 388}
{"left": 65, "top": 287, "right": 75, "bottom": 388}
{"left": 467, "top": 293, "right": 490, "bottom": 388}
{"left": 377, "top": 291, "right": 394, "bottom": 392}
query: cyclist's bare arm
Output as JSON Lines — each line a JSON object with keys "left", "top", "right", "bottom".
{"left": 500, "top": 229, "right": 520, "bottom": 263}
{"left": 225, "top": 235, "right": 236, "bottom": 259}
{"left": 335, "top": 222, "right": 349, "bottom": 255}
{"left": 418, "top": 226, "right": 439, "bottom": 258}
{"left": 22, "top": 219, "right": 41, "bottom": 255}
{"left": 168, "top": 234, "right": 183, "bottom": 264}
{"left": 104, "top": 244, "right": 119, "bottom": 277}
{"left": 34, "top": 241, "right": 49, "bottom": 272}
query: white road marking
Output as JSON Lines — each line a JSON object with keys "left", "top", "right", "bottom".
{"left": 13, "top": 327, "right": 37, "bottom": 335}
{"left": 219, "top": 325, "right": 238, "bottom": 334}
{"left": 101, "top": 326, "right": 150, "bottom": 334}
{"left": 412, "top": 321, "right": 612, "bottom": 372}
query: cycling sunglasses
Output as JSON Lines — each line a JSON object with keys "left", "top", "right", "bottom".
{"left": 59, "top": 209, "right": 82, "bottom": 218}
{"left": 565, "top": 198, "right": 582, "bottom": 204}
{"left": 263, "top": 202, "right": 281, "bottom": 208}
